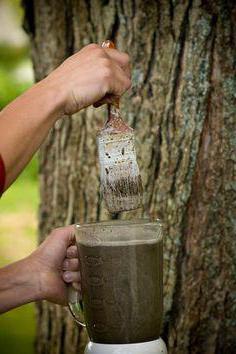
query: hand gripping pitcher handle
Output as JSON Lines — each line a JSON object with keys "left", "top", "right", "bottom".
{"left": 67, "top": 225, "right": 86, "bottom": 327}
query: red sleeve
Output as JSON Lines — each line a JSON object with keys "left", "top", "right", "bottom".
{"left": 0, "top": 154, "right": 6, "bottom": 196}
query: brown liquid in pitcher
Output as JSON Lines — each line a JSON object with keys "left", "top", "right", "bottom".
{"left": 78, "top": 238, "right": 163, "bottom": 344}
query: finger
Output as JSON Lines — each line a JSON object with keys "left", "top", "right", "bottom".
{"left": 94, "top": 67, "right": 131, "bottom": 107}
{"left": 104, "top": 48, "right": 130, "bottom": 73}
{"left": 109, "top": 63, "right": 131, "bottom": 96}
{"left": 50, "top": 225, "right": 76, "bottom": 247}
{"left": 66, "top": 245, "right": 78, "bottom": 259}
{"left": 63, "top": 270, "right": 81, "bottom": 283}
{"left": 83, "top": 43, "right": 130, "bottom": 70}
{"left": 70, "top": 45, "right": 131, "bottom": 79}
{"left": 105, "top": 50, "right": 131, "bottom": 80}
{"left": 63, "top": 258, "right": 79, "bottom": 271}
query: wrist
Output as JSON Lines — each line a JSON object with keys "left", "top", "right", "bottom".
{"left": 29, "top": 79, "right": 66, "bottom": 123}
{"left": 2, "top": 78, "right": 65, "bottom": 128}
{"left": 36, "top": 72, "right": 68, "bottom": 121}
{"left": 0, "top": 257, "right": 42, "bottom": 313}
{"left": 17, "top": 256, "right": 43, "bottom": 302}
{"left": 26, "top": 251, "right": 58, "bottom": 302}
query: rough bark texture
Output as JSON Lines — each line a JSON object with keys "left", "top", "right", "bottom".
{"left": 23, "top": 1, "right": 236, "bottom": 353}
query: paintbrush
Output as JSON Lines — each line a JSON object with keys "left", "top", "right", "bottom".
{"left": 97, "top": 40, "right": 143, "bottom": 213}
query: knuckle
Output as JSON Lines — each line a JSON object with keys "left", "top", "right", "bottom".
{"left": 122, "top": 53, "right": 130, "bottom": 64}
{"left": 50, "top": 226, "right": 66, "bottom": 238}
{"left": 125, "top": 78, "right": 132, "bottom": 90}
{"left": 102, "top": 64, "right": 113, "bottom": 81}
{"left": 101, "top": 56, "right": 111, "bottom": 68}
{"left": 50, "top": 227, "right": 60, "bottom": 236}
{"left": 100, "top": 67, "right": 112, "bottom": 93}
{"left": 87, "top": 43, "right": 100, "bottom": 50}
{"left": 94, "top": 47, "right": 105, "bottom": 58}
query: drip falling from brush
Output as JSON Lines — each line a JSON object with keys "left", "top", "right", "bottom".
{"left": 97, "top": 40, "right": 143, "bottom": 213}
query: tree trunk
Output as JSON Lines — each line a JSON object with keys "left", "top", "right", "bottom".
{"left": 23, "top": 1, "right": 236, "bottom": 353}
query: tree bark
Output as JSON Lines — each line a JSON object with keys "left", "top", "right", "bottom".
{"left": 23, "top": 1, "right": 236, "bottom": 353}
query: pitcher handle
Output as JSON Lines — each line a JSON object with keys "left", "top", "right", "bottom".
{"left": 67, "top": 285, "right": 86, "bottom": 326}
{"left": 67, "top": 224, "right": 86, "bottom": 326}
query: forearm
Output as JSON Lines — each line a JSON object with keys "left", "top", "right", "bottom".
{"left": 0, "top": 80, "right": 64, "bottom": 189}
{"left": 0, "top": 257, "right": 41, "bottom": 313}
{"left": 0, "top": 43, "right": 131, "bottom": 191}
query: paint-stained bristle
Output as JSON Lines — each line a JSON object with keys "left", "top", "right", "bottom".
{"left": 102, "top": 175, "right": 143, "bottom": 213}
{"left": 98, "top": 131, "right": 143, "bottom": 213}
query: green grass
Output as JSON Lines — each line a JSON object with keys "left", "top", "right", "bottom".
{"left": 0, "top": 158, "right": 38, "bottom": 213}
{"left": 0, "top": 65, "right": 32, "bottom": 109}
{"left": 0, "top": 2, "right": 37, "bottom": 350}
{"left": 0, "top": 304, "right": 36, "bottom": 354}
{"left": 0, "top": 159, "right": 38, "bottom": 354}
{"left": 0, "top": 179, "right": 38, "bottom": 213}
{"left": 0, "top": 44, "right": 29, "bottom": 70}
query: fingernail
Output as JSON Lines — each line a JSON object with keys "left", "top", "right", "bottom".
{"left": 64, "top": 272, "right": 71, "bottom": 281}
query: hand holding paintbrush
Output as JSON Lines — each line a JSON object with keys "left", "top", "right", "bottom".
{"left": 97, "top": 40, "right": 143, "bottom": 213}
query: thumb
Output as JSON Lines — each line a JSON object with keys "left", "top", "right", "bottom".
{"left": 50, "top": 225, "right": 76, "bottom": 247}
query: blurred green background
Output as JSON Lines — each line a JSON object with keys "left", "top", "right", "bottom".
{"left": 0, "top": 1, "right": 37, "bottom": 353}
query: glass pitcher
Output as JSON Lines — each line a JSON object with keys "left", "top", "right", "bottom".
{"left": 68, "top": 219, "right": 163, "bottom": 344}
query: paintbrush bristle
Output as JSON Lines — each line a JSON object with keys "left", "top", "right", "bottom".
{"left": 101, "top": 175, "right": 143, "bottom": 213}
{"left": 98, "top": 131, "right": 143, "bottom": 213}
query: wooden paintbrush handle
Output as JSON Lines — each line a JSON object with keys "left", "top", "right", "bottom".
{"left": 101, "top": 39, "right": 115, "bottom": 49}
